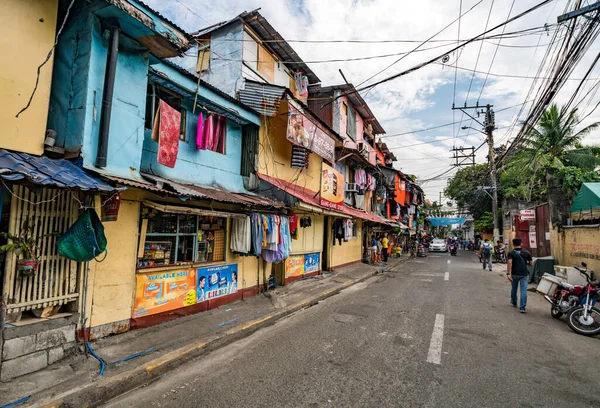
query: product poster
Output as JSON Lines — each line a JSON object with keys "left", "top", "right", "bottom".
{"left": 133, "top": 269, "right": 196, "bottom": 318}
{"left": 304, "top": 253, "right": 320, "bottom": 274}
{"left": 285, "top": 255, "right": 305, "bottom": 277}
{"left": 286, "top": 104, "right": 335, "bottom": 162}
{"left": 197, "top": 264, "right": 238, "bottom": 302}
{"left": 320, "top": 163, "right": 345, "bottom": 211}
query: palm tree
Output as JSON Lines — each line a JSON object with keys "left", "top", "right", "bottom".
{"left": 522, "top": 104, "right": 600, "bottom": 171}
{"left": 521, "top": 104, "right": 600, "bottom": 223}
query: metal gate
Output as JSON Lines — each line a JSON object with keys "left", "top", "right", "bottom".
{"left": 2, "top": 186, "right": 83, "bottom": 314}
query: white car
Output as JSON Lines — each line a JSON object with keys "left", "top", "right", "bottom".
{"left": 429, "top": 239, "right": 447, "bottom": 252}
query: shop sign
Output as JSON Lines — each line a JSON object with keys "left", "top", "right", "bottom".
{"left": 133, "top": 269, "right": 197, "bottom": 318}
{"left": 529, "top": 232, "right": 537, "bottom": 249}
{"left": 520, "top": 209, "right": 536, "bottom": 221}
{"left": 304, "top": 253, "right": 320, "bottom": 274}
{"left": 286, "top": 255, "right": 305, "bottom": 277}
{"left": 101, "top": 192, "right": 122, "bottom": 222}
{"left": 320, "top": 163, "right": 345, "bottom": 211}
{"left": 286, "top": 104, "right": 335, "bottom": 163}
{"left": 197, "top": 264, "right": 238, "bottom": 302}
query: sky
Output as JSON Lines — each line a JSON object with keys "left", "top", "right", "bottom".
{"left": 144, "top": 0, "right": 600, "bottom": 204}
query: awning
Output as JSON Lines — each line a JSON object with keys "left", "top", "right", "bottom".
{"left": 341, "top": 206, "right": 391, "bottom": 226}
{"left": 428, "top": 217, "right": 467, "bottom": 226}
{"left": 571, "top": 183, "right": 600, "bottom": 221}
{"left": 0, "top": 149, "right": 122, "bottom": 193}
{"left": 143, "top": 200, "right": 247, "bottom": 219}
{"left": 141, "top": 173, "right": 285, "bottom": 209}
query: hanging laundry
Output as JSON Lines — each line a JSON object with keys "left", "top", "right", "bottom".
{"left": 203, "top": 115, "right": 215, "bottom": 151}
{"left": 250, "top": 213, "right": 263, "bottom": 256}
{"left": 230, "top": 216, "right": 251, "bottom": 254}
{"left": 354, "top": 169, "right": 366, "bottom": 189}
{"left": 213, "top": 115, "right": 225, "bottom": 153}
{"left": 294, "top": 72, "right": 309, "bottom": 98}
{"left": 154, "top": 99, "right": 181, "bottom": 168}
{"left": 333, "top": 218, "right": 344, "bottom": 246}
{"left": 344, "top": 219, "right": 353, "bottom": 241}
{"left": 195, "top": 111, "right": 204, "bottom": 150}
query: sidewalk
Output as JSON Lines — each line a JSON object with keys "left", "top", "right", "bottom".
{"left": 0, "top": 256, "right": 408, "bottom": 408}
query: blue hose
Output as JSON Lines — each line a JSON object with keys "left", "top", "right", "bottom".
{"left": 1, "top": 396, "right": 31, "bottom": 408}
{"left": 82, "top": 321, "right": 105, "bottom": 376}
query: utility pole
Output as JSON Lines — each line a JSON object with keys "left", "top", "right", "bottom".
{"left": 450, "top": 146, "right": 476, "bottom": 167}
{"left": 452, "top": 102, "right": 499, "bottom": 240}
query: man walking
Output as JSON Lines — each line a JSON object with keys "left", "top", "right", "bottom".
{"left": 507, "top": 238, "right": 534, "bottom": 313}
{"left": 480, "top": 239, "right": 493, "bottom": 271}
{"left": 381, "top": 233, "right": 389, "bottom": 262}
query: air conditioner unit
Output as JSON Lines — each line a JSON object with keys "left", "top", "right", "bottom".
{"left": 346, "top": 183, "right": 359, "bottom": 193}
{"left": 357, "top": 142, "right": 364, "bottom": 151}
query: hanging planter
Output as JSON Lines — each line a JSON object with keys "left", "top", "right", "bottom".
{"left": 17, "top": 258, "right": 38, "bottom": 277}
{"left": 0, "top": 218, "right": 55, "bottom": 278}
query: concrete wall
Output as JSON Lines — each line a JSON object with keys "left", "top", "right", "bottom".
{"left": 258, "top": 100, "right": 323, "bottom": 193}
{"left": 201, "top": 21, "right": 244, "bottom": 98}
{"left": 0, "top": 0, "right": 58, "bottom": 155}
{"left": 292, "top": 215, "right": 325, "bottom": 256}
{"left": 329, "top": 218, "right": 363, "bottom": 268}
{"left": 552, "top": 225, "right": 600, "bottom": 272}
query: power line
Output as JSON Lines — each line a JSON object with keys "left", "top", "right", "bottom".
{"left": 452, "top": 0, "right": 464, "bottom": 146}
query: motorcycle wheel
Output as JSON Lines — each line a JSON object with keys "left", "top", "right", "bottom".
{"left": 550, "top": 307, "right": 563, "bottom": 319}
{"left": 566, "top": 306, "right": 600, "bottom": 336}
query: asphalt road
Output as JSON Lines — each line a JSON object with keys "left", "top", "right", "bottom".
{"left": 105, "top": 251, "right": 600, "bottom": 408}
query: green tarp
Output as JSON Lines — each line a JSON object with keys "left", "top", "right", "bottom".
{"left": 571, "top": 183, "right": 600, "bottom": 216}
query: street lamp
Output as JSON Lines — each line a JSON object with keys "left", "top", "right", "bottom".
{"left": 461, "top": 126, "right": 486, "bottom": 136}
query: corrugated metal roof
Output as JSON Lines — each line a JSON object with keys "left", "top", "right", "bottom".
{"left": 0, "top": 149, "right": 122, "bottom": 193}
{"left": 102, "top": 175, "right": 166, "bottom": 192}
{"left": 238, "top": 81, "right": 286, "bottom": 117}
{"left": 141, "top": 173, "right": 284, "bottom": 208}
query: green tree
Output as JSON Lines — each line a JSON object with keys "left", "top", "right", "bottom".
{"left": 444, "top": 164, "right": 491, "bottom": 219}
{"left": 474, "top": 211, "right": 494, "bottom": 233}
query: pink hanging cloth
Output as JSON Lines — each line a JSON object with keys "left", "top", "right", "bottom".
{"left": 204, "top": 115, "right": 215, "bottom": 151}
{"left": 195, "top": 112, "right": 205, "bottom": 150}
{"left": 156, "top": 100, "right": 180, "bottom": 168}
{"left": 213, "top": 115, "right": 225, "bottom": 152}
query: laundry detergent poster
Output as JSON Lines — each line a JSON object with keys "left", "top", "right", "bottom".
{"left": 133, "top": 269, "right": 196, "bottom": 318}
{"left": 285, "top": 255, "right": 305, "bottom": 278}
{"left": 197, "top": 264, "right": 238, "bottom": 302}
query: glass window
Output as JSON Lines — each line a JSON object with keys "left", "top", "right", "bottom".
{"left": 139, "top": 207, "right": 226, "bottom": 269}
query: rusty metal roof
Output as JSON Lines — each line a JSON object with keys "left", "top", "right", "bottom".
{"left": 238, "top": 80, "right": 286, "bottom": 117}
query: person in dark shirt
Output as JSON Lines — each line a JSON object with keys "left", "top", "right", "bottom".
{"left": 507, "top": 238, "right": 534, "bottom": 313}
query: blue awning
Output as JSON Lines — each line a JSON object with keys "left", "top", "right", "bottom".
{"left": 0, "top": 149, "right": 122, "bottom": 193}
{"left": 428, "top": 217, "right": 467, "bottom": 227}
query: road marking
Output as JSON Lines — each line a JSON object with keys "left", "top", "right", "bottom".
{"left": 411, "top": 273, "right": 436, "bottom": 277}
{"left": 420, "top": 279, "right": 432, "bottom": 282}
{"left": 444, "top": 272, "right": 449, "bottom": 281}
{"left": 426, "top": 314, "right": 445, "bottom": 365}
{"left": 447, "top": 259, "right": 451, "bottom": 264}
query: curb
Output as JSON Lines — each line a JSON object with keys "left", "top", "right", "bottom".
{"left": 40, "top": 258, "right": 409, "bottom": 407}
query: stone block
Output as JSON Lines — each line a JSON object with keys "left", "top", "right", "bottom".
{"left": 0, "top": 351, "right": 47, "bottom": 381}
{"left": 2, "top": 334, "right": 36, "bottom": 360}
{"left": 48, "top": 346, "right": 64, "bottom": 365}
{"left": 36, "top": 325, "right": 76, "bottom": 351}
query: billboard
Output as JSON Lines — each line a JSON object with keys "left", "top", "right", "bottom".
{"left": 285, "top": 253, "right": 320, "bottom": 277}
{"left": 320, "top": 163, "right": 345, "bottom": 211}
{"left": 133, "top": 269, "right": 197, "bottom": 318}
{"left": 286, "top": 104, "right": 335, "bottom": 162}
{"left": 197, "top": 264, "right": 238, "bottom": 302}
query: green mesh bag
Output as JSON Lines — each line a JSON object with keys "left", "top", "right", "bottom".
{"left": 57, "top": 209, "right": 107, "bottom": 262}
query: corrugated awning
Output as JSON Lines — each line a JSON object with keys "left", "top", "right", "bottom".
{"left": 143, "top": 200, "right": 247, "bottom": 219}
{"left": 0, "top": 149, "right": 122, "bottom": 193}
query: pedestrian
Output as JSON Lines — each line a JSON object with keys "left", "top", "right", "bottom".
{"left": 370, "top": 235, "right": 378, "bottom": 263}
{"left": 381, "top": 233, "right": 389, "bottom": 262}
{"left": 480, "top": 239, "right": 493, "bottom": 271}
{"left": 376, "top": 235, "right": 383, "bottom": 263}
{"left": 507, "top": 238, "right": 534, "bottom": 313}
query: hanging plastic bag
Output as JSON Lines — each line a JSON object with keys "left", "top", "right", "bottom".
{"left": 57, "top": 209, "right": 107, "bottom": 262}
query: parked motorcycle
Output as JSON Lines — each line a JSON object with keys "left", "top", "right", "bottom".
{"left": 416, "top": 243, "right": 426, "bottom": 258}
{"left": 449, "top": 244, "right": 457, "bottom": 256}
{"left": 566, "top": 263, "right": 600, "bottom": 336}
{"left": 493, "top": 248, "right": 507, "bottom": 263}
{"left": 544, "top": 264, "right": 595, "bottom": 319}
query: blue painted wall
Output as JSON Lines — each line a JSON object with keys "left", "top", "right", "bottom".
{"left": 200, "top": 21, "right": 244, "bottom": 98}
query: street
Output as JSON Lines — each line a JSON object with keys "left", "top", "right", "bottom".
{"left": 105, "top": 252, "right": 600, "bottom": 408}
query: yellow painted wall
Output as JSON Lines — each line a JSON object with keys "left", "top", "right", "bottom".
{"left": 329, "top": 218, "right": 363, "bottom": 268}
{"left": 552, "top": 225, "right": 600, "bottom": 272}
{"left": 258, "top": 100, "right": 323, "bottom": 193}
{"left": 292, "top": 214, "right": 324, "bottom": 255}
{"left": 88, "top": 199, "right": 140, "bottom": 329}
{"left": 0, "top": 0, "right": 58, "bottom": 155}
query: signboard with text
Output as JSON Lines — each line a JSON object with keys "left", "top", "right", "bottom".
{"left": 286, "top": 104, "right": 335, "bottom": 162}
{"left": 197, "top": 264, "right": 238, "bottom": 302}
{"left": 320, "top": 163, "right": 345, "bottom": 211}
{"left": 285, "top": 253, "right": 321, "bottom": 277}
{"left": 133, "top": 269, "right": 197, "bottom": 318}
{"left": 520, "top": 209, "right": 536, "bottom": 221}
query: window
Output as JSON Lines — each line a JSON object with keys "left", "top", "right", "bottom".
{"left": 346, "top": 104, "right": 357, "bottom": 141}
{"left": 139, "top": 208, "right": 226, "bottom": 268}
{"left": 145, "top": 83, "right": 187, "bottom": 141}
{"left": 197, "top": 40, "right": 210, "bottom": 72}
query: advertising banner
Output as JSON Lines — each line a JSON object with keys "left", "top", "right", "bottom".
{"left": 133, "top": 269, "right": 197, "bottom": 318}
{"left": 197, "top": 264, "right": 238, "bottom": 302}
{"left": 320, "top": 163, "right": 345, "bottom": 211}
{"left": 304, "top": 253, "right": 320, "bottom": 274}
{"left": 286, "top": 104, "right": 335, "bottom": 163}
{"left": 529, "top": 232, "right": 537, "bottom": 249}
{"left": 285, "top": 255, "right": 305, "bottom": 277}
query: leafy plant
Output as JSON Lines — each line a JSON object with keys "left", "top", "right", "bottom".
{"left": 0, "top": 220, "right": 56, "bottom": 260}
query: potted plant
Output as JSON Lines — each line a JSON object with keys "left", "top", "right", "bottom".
{"left": 0, "top": 220, "right": 54, "bottom": 277}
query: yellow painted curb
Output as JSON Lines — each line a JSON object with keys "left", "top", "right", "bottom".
{"left": 242, "top": 315, "right": 272, "bottom": 330}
